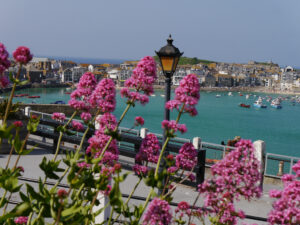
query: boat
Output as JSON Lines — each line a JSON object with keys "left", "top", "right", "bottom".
{"left": 14, "top": 93, "right": 29, "bottom": 97}
{"left": 239, "top": 94, "right": 243, "bottom": 96}
{"left": 245, "top": 94, "right": 249, "bottom": 99}
{"left": 27, "top": 96, "right": 40, "bottom": 98}
{"left": 216, "top": 94, "right": 221, "bottom": 98}
{"left": 239, "top": 103, "right": 250, "bottom": 108}
{"left": 253, "top": 97, "right": 267, "bottom": 108}
{"left": 271, "top": 98, "right": 282, "bottom": 109}
{"left": 150, "top": 94, "right": 156, "bottom": 97}
{"left": 228, "top": 92, "right": 233, "bottom": 96}
{"left": 160, "top": 94, "right": 165, "bottom": 97}
{"left": 51, "top": 100, "right": 66, "bottom": 104}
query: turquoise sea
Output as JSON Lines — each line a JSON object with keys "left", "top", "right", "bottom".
{"left": 4, "top": 88, "right": 300, "bottom": 158}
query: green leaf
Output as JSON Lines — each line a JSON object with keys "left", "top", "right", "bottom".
{"left": 19, "top": 192, "right": 30, "bottom": 202}
{"left": 19, "top": 79, "right": 29, "bottom": 86}
{"left": 26, "top": 184, "right": 44, "bottom": 202}
{"left": 61, "top": 204, "right": 82, "bottom": 217}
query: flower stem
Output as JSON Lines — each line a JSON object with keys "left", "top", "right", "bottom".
{"left": 98, "top": 103, "right": 132, "bottom": 160}
{"left": 2, "top": 65, "right": 22, "bottom": 125}
{"left": 53, "top": 111, "right": 77, "bottom": 161}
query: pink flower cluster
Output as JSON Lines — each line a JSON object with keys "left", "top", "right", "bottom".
{"left": 175, "top": 143, "right": 197, "bottom": 170}
{"left": 89, "top": 78, "right": 116, "bottom": 113}
{"left": 77, "top": 162, "right": 91, "bottom": 169}
{"left": 161, "top": 120, "right": 187, "bottom": 134}
{"left": 95, "top": 113, "right": 117, "bottom": 133}
{"left": 0, "top": 43, "right": 11, "bottom": 74}
{"left": 135, "top": 116, "right": 144, "bottom": 126}
{"left": 0, "top": 76, "right": 9, "bottom": 88}
{"left": 51, "top": 112, "right": 66, "bottom": 122}
{"left": 13, "top": 121, "right": 23, "bottom": 127}
{"left": 69, "top": 72, "right": 97, "bottom": 111}
{"left": 165, "top": 74, "right": 200, "bottom": 116}
{"left": 175, "top": 201, "right": 191, "bottom": 222}
{"left": 124, "top": 56, "right": 156, "bottom": 95}
{"left": 13, "top": 46, "right": 33, "bottom": 65}
{"left": 14, "top": 216, "right": 28, "bottom": 224}
{"left": 197, "top": 139, "right": 261, "bottom": 225}
{"left": 135, "top": 133, "right": 160, "bottom": 164}
{"left": 71, "top": 120, "right": 84, "bottom": 131}
{"left": 86, "top": 113, "right": 119, "bottom": 166}
{"left": 143, "top": 198, "right": 172, "bottom": 225}
{"left": 120, "top": 56, "right": 156, "bottom": 105}
{"left": 57, "top": 189, "right": 68, "bottom": 198}
{"left": 268, "top": 160, "right": 300, "bottom": 225}
{"left": 80, "top": 112, "right": 92, "bottom": 122}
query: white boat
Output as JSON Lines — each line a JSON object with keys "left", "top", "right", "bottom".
{"left": 216, "top": 94, "right": 221, "bottom": 98}
{"left": 253, "top": 97, "right": 267, "bottom": 108}
{"left": 271, "top": 98, "right": 282, "bottom": 109}
{"left": 150, "top": 94, "right": 156, "bottom": 97}
{"left": 245, "top": 94, "right": 250, "bottom": 99}
{"left": 160, "top": 94, "right": 165, "bottom": 97}
{"left": 228, "top": 92, "right": 233, "bottom": 96}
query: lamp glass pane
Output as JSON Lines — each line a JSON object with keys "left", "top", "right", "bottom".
{"left": 160, "top": 56, "right": 174, "bottom": 72}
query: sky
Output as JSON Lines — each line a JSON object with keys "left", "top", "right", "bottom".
{"left": 1, "top": 0, "right": 300, "bottom": 66}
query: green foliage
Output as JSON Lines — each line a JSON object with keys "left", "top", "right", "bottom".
{"left": 154, "top": 55, "right": 215, "bottom": 65}
{"left": 0, "top": 99, "right": 20, "bottom": 120}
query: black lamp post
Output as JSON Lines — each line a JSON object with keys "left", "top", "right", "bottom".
{"left": 156, "top": 35, "right": 183, "bottom": 194}
{"left": 156, "top": 34, "right": 183, "bottom": 123}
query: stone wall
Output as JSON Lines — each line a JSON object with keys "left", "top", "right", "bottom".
{"left": 19, "top": 104, "right": 97, "bottom": 116}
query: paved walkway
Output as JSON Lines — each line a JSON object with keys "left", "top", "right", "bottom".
{"left": 0, "top": 141, "right": 282, "bottom": 225}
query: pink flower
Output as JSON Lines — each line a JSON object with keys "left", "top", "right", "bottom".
{"left": 121, "top": 56, "right": 157, "bottom": 106}
{"left": 95, "top": 113, "right": 117, "bottom": 134}
{"left": 80, "top": 112, "right": 92, "bottom": 122}
{"left": 176, "top": 143, "right": 197, "bottom": 170}
{"left": 13, "top": 121, "right": 23, "bottom": 127}
{"left": 89, "top": 78, "right": 116, "bottom": 113}
{"left": 17, "top": 166, "right": 24, "bottom": 173}
{"left": 103, "top": 185, "right": 111, "bottom": 196}
{"left": 133, "top": 164, "right": 148, "bottom": 176}
{"left": 268, "top": 160, "right": 300, "bottom": 225}
{"left": 14, "top": 216, "right": 28, "bottom": 224}
{"left": 51, "top": 112, "right": 65, "bottom": 122}
{"left": 77, "top": 162, "right": 91, "bottom": 169}
{"left": 57, "top": 189, "right": 68, "bottom": 198}
{"left": 69, "top": 72, "right": 97, "bottom": 111}
{"left": 13, "top": 46, "right": 33, "bottom": 64}
{"left": 135, "top": 116, "right": 144, "bottom": 126}
{"left": 71, "top": 120, "right": 84, "bottom": 131}
{"left": 196, "top": 139, "right": 262, "bottom": 225}
{"left": 165, "top": 74, "right": 200, "bottom": 116}
{"left": 143, "top": 198, "right": 172, "bottom": 225}
{"left": 167, "top": 166, "right": 178, "bottom": 174}
{"left": 161, "top": 120, "right": 187, "bottom": 134}
{"left": 0, "top": 43, "right": 11, "bottom": 74}
{"left": 0, "top": 75, "right": 9, "bottom": 88}
{"left": 135, "top": 133, "right": 160, "bottom": 164}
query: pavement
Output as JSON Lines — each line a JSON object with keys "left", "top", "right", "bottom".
{"left": 0, "top": 136, "right": 284, "bottom": 225}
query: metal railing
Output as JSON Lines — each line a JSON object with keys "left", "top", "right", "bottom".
{"left": 264, "top": 153, "right": 300, "bottom": 178}
{"left": 25, "top": 108, "right": 300, "bottom": 178}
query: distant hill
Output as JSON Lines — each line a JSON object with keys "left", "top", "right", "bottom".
{"left": 153, "top": 56, "right": 215, "bottom": 65}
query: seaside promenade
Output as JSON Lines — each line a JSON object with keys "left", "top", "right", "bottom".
{"left": 0, "top": 134, "right": 282, "bottom": 224}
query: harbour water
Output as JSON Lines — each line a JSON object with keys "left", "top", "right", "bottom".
{"left": 5, "top": 88, "right": 300, "bottom": 158}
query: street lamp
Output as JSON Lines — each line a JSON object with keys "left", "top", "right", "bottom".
{"left": 156, "top": 35, "right": 183, "bottom": 194}
{"left": 156, "top": 34, "right": 183, "bottom": 121}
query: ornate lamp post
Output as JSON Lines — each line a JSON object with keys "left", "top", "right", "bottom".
{"left": 156, "top": 35, "right": 183, "bottom": 122}
{"left": 156, "top": 35, "right": 183, "bottom": 194}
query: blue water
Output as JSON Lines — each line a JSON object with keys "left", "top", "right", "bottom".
{"left": 5, "top": 88, "right": 300, "bottom": 157}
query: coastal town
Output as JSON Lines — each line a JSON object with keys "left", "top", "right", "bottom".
{"left": 2, "top": 57, "right": 300, "bottom": 94}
